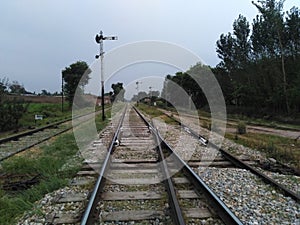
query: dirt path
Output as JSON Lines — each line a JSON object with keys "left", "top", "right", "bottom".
{"left": 227, "top": 124, "right": 300, "bottom": 140}
{"left": 158, "top": 108, "right": 300, "bottom": 140}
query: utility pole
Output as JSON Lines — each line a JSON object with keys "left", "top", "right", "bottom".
{"left": 95, "top": 30, "right": 118, "bottom": 121}
{"left": 149, "top": 86, "right": 152, "bottom": 106}
{"left": 136, "top": 81, "right": 141, "bottom": 106}
{"left": 61, "top": 74, "right": 64, "bottom": 112}
{"left": 189, "top": 92, "right": 192, "bottom": 111}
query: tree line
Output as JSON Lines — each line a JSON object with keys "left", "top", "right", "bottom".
{"left": 162, "top": 0, "right": 299, "bottom": 117}
{"left": 161, "top": 65, "right": 210, "bottom": 109}
{"left": 215, "top": 0, "right": 300, "bottom": 115}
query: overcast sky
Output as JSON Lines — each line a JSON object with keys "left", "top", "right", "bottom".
{"left": 0, "top": 0, "right": 298, "bottom": 95}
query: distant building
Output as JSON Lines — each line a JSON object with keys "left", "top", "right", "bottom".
{"left": 96, "top": 96, "right": 111, "bottom": 106}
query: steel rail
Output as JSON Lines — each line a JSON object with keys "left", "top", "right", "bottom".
{"left": 164, "top": 111, "right": 300, "bottom": 202}
{"left": 134, "top": 106, "right": 185, "bottom": 224}
{"left": 133, "top": 106, "right": 243, "bottom": 225}
{"left": 0, "top": 109, "right": 109, "bottom": 162}
{"left": 216, "top": 145, "right": 300, "bottom": 202}
{"left": 0, "top": 120, "right": 68, "bottom": 145}
{"left": 154, "top": 130, "right": 186, "bottom": 225}
{"left": 80, "top": 105, "right": 127, "bottom": 225}
{"left": 0, "top": 128, "right": 70, "bottom": 162}
{"left": 159, "top": 133, "right": 244, "bottom": 225}
{"left": 0, "top": 108, "right": 107, "bottom": 145}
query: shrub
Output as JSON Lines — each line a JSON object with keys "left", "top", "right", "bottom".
{"left": 202, "top": 121, "right": 211, "bottom": 130}
{"left": 237, "top": 121, "right": 246, "bottom": 134}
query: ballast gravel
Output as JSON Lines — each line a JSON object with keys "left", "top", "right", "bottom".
{"left": 199, "top": 167, "right": 299, "bottom": 225}
{"left": 154, "top": 117, "right": 300, "bottom": 224}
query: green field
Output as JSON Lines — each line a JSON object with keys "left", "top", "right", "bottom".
{"left": 20, "top": 103, "right": 71, "bottom": 127}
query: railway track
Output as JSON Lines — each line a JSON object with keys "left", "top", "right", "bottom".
{"left": 0, "top": 110, "right": 103, "bottom": 162}
{"left": 161, "top": 108, "right": 300, "bottom": 175}
{"left": 137, "top": 107, "right": 299, "bottom": 223}
{"left": 156, "top": 109, "right": 300, "bottom": 202}
{"left": 80, "top": 105, "right": 242, "bottom": 225}
{"left": 14, "top": 105, "right": 299, "bottom": 224}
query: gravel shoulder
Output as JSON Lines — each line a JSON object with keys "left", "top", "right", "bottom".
{"left": 153, "top": 115, "right": 300, "bottom": 225}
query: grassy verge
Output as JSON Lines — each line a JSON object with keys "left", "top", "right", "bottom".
{"left": 137, "top": 104, "right": 179, "bottom": 125}
{"left": 226, "top": 132, "right": 300, "bottom": 170}
{"left": 227, "top": 115, "right": 300, "bottom": 130}
{"left": 0, "top": 132, "right": 79, "bottom": 225}
{"left": 0, "top": 111, "right": 110, "bottom": 225}
{"left": 136, "top": 104, "right": 164, "bottom": 118}
{"left": 21, "top": 103, "right": 71, "bottom": 127}
{"left": 0, "top": 103, "right": 72, "bottom": 139}
{"left": 96, "top": 108, "right": 111, "bottom": 131}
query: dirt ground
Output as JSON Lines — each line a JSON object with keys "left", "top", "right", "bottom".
{"left": 158, "top": 108, "right": 300, "bottom": 140}
{"left": 226, "top": 124, "right": 300, "bottom": 140}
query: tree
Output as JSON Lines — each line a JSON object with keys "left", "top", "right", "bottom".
{"left": 0, "top": 78, "right": 9, "bottom": 102}
{"left": 161, "top": 73, "right": 188, "bottom": 107}
{"left": 216, "top": 32, "right": 236, "bottom": 72}
{"left": 149, "top": 90, "right": 160, "bottom": 98}
{"left": 233, "top": 15, "right": 251, "bottom": 68}
{"left": 40, "top": 89, "right": 51, "bottom": 96}
{"left": 7, "top": 98, "right": 29, "bottom": 131}
{"left": 215, "top": 0, "right": 300, "bottom": 114}
{"left": 216, "top": 15, "right": 253, "bottom": 107}
{"left": 0, "top": 78, "right": 29, "bottom": 131}
{"left": 252, "top": 0, "right": 290, "bottom": 113}
{"left": 62, "top": 61, "right": 91, "bottom": 107}
{"left": 161, "top": 66, "right": 210, "bottom": 109}
{"left": 9, "top": 81, "right": 26, "bottom": 94}
{"left": 0, "top": 78, "right": 8, "bottom": 93}
{"left": 216, "top": 15, "right": 251, "bottom": 72}
{"left": 286, "top": 7, "right": 300, "bottom": 59}
{"left": 131, "top": 91, "right": 146, "bottom": 102}
{"left": 111, "top": 82, "right": 125, "bottom": 102}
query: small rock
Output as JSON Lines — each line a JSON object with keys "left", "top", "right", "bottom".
{"left": 268, "top": 158, "right": 277, "bottom": 163}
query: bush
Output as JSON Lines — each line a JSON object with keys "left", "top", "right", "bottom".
{"left": 155, "top": 100, "right": 165, "bottom": 108}
{"left": 202, "top": 121, "right": 211, "bottom": 130}
{"left": 0, "top": 99, "right": 29, "bottom": 131}
{"left": 237, "top": 121, "right": 246, "bottom": 134}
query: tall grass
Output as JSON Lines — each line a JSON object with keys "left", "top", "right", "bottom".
{"left": 226, "top": 132, "right": 300, "bottom": 169}
{"left": 0, "top": 132, "right": 78, "bottom": 224}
